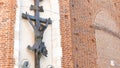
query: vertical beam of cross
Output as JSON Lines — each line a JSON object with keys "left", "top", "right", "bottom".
{"left": 33, "top": 0, "right": 42, "bottom": 68}
{"left": 32, "top": 0, "right": 45, "bottom": 68}
{"left": 34, "top": 0, "right": 41, "bottom": 30}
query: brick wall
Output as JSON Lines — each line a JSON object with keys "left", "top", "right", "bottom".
{"left": 59, "top": 0, "right": 74, "bottom": 68}
{"left": 60, "top": 0, "right": 120, "bottom": 68}
{"left": 59, "top": 0, "right": 97, "bottom": 68}
{"left": 94, "top": 0, "right": 120, "bottom": 68}
{"left": 70, "top": 0, "right": 97, "bottom": 68}
{"left": 0, "top": 0, "right": 16, "bottom": 68}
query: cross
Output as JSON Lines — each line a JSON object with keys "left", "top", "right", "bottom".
{"left": 22, "top": 0, "right": 52, "bottom": 26}
{"left": 22, "top": 0, "right": 52, "bottom": 68}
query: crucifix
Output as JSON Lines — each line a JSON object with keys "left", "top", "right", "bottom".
{"left": 22, "top": 0, "right": 52, "bottom": 68}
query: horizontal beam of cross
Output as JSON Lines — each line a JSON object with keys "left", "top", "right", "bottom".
{"left": 22, "top": 13, "right": 52, "bottom": 24}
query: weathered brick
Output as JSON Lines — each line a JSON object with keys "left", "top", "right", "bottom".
{"left": 59, "top": 0, "right": 97, "bottom": 68}
{"left": 0, "top": 0, "right": 16, "bottom": 68}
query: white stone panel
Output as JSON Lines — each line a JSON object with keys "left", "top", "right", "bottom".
{"left": 14, "top": 0, "right": 62, "bottom": 68}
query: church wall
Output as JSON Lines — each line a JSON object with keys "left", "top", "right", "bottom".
{"left": 0, "top": 0, "right": 16, "bottom": 68}
{"left": 59, "top": 0, "right": 120, "bottom": 68}
{"left": 1, "top": 0, "right": 120, "bottom": 68}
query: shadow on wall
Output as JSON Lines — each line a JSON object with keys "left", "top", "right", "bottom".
{"left": 94, "top": 10, "right": 120, "bottom": 68}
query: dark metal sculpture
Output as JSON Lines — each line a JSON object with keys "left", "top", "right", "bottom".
{"left": 22, "top": 0, "right": 52, "bottom": 68}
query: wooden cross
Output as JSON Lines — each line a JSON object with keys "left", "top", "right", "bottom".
{"left": 22, "top": 0, "right": 52, "bottom": 68}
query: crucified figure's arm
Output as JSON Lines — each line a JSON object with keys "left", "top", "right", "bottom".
{"left": 26, "top": 12, "right": 37, "bottom": 31}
